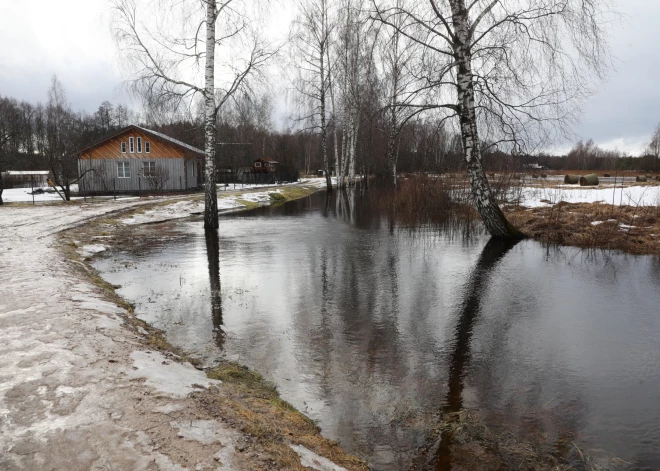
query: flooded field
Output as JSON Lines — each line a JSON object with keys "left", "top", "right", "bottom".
{"left": 94, "top": 190, "right": 660, "bottom": 470}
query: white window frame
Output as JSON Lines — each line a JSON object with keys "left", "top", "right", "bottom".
{"left": 255, "top": 161, "right": 261, "bottom": 167}
{"left": 117, "top": 161, "right": 131, "bottom": 178}
{"left": 137, "top": 137, "right": 142, "bottom": 153}
{"left": 121, "top": 142, "right": 126, "bottom": 153}
{"left": 145, "top": 141, "right": 150, "bottom": 153}
{"left": 143, "top": 161, "right": 156, "bottom": 177}
{"left": 129, "top": 137, "right": 134, "bottom": 153}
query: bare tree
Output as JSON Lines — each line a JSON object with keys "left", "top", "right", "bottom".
{"left": 113, "top": 0, "right": 276, "bottom": 229}
{"left": 44, "top": 76, "right": 77, "bottom": 201}
{"left": 290, "top": 0, "right": 336, "bottom": 192}
{"left": 372, "top": 0, "right": 612, "bottom": 238}
{"left": 143, "top": 164, "right": 171, "bottom": 191}
{"left": 647, "top": 123, "right": 660, "bottom": 172}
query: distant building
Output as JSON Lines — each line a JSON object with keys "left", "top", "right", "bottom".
{"left": 1, "top": 170, "right": 51, "bottom": 188}
{"left": 77, "top": 125, "right": 204, "bottom": 194}
{"left": 253, "top": 158, "right": 279, "bottom": 173}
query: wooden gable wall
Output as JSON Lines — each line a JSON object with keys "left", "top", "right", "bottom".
{"left": 79, "top": 129, "right": 185, "bottom": 160}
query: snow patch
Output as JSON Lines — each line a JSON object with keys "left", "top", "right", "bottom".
{"left": 128, "top": 350, "right": 221, "bottom": 398}
{"left": 516, "top": 185, "right": 660, "bottom": 208}
{"left": 171, "top": 420, "right": 233, "bottom": 445}
{"left": 78, "top": 244, "right": 107, "bottom": 257}
{"left": 290, "top": 444, "right": 347, "bottom": 471}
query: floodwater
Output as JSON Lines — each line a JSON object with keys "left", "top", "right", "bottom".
{"left": 94, "top": 189, "right": 660, "bottom": 470}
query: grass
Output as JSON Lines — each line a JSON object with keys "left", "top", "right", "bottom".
{"left": 505, "top": 202, "right": 660, "bottom": 255}
{"left": 198, "top": 362, "right": 369, "bottom": 471}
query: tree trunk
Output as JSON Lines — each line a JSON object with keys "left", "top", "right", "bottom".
{"left": 204, "top": 0, "right": 219, "bottom": 229}
{"left": 0, "top": 170, "right": 4, "bottom": 206}
{"left": 449, "top": 0, "right": 524, "bottom": 239}
{"left": 320, "top": 21, "right": 331, "bottom": 192}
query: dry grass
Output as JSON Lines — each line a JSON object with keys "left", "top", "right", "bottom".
{"left": 196, "top": 362, "right": 369, "bottom": 471}
{"left": 505, "top": 202, "right": 660, "bottom": 255}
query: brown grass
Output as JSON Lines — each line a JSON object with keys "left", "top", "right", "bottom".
{"left": 195, "top": 362, "right": 369, "bottom": 471}
{"left": 505, "top": 202, "right": 660, "bottom": 255}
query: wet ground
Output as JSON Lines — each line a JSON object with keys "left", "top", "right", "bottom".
{"left": 94, "top": 189, "right": 660, "bottom": 470}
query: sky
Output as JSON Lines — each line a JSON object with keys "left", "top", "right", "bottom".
{"left": 0, "top": 0, "right": 658, "bottom": 155}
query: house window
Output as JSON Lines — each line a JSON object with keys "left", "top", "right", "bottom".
{"left": 137, "top": 137, "right": 142, "bottom": 153}
{"left": 143, "top": 161, "right": 156, "bottom": 176}
{"left": 129, "top": 137, "right": 134, "bottom": 153}
{"left": 121, "top": 142, "right": 126, "bottom": 153}
{"left": 255, "top": 161, "right": 261, "bottom": 167}
{"left": 145, "top": 142, "right": 150, "bottom": 153}
{"left": 118, "top": 161, "right": 131, "bottom": 178}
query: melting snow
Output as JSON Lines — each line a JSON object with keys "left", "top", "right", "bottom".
{"left": 290, "top": 444, "right": 347, "bottom": 471}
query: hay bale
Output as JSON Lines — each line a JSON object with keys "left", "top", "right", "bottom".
{"left": 579, "top": 174, "right": 599, "bottom": 186}
{"left": 656, "top": 176, "right": 660, "bottom": 182}
{"left": 636, "top": 175, "right": 647, "bottom": 182}
{"left": 532, "top": 174, "right": 539, "bottom": 179}
{"left": 564, "top": 174, "right": 580, "bottom": 184}
{"left": 603, "top": 173, "right": 611, "bottom": 177}
{"left": 540, "top": 174, "right": 547, "bottom": 178}
{"left": 646, "top": 175, "right": 653, "bottom": 179}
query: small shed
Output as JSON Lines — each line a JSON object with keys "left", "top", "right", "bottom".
{"left": 77, "top": 125, "right": 204, "bottom": 194}
{"left": 1, "top": 170, "right": 51, "bottom": 188}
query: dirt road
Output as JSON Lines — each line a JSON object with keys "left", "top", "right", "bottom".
{"left": 0, "top": 198, "right": 259, "bottom": 470}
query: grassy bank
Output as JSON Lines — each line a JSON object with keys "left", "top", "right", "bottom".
{"left": 56, "top": 184, "right": 368, "bottom": 471}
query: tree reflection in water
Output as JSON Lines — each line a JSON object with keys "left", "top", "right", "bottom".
{"left": 416, "top": 237, "right": 519, "bottom": 470}
{"left": 205, "top": 228, "right": 224, "bottom": 348}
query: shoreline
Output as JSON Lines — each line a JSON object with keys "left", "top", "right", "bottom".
{"left": 57, "top": 182, "right": 369, "bottom": 471}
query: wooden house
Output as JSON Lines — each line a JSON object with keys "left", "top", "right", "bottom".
{"left": 77, "top": 125, "right": 204, "bottom": 194}
{"left": 253, "top": 158, "right": 279, "bottom": 173}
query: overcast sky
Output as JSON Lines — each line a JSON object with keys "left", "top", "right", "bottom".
{"left": 1, "top": 0, "right": 658, "bottom": 155}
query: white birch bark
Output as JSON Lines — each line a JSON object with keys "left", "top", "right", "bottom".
{"left": 448, "top": 0, "right": 522, "bottom": 239}
{"left": 204, "top": 0, "right": 218, "bottom": 229}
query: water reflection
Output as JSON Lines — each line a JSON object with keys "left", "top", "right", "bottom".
{"left": 205, "top": 229, "right": 224, "bottom": 348}
{"left": 422, "top": 238, "right": 519, "bottom": 470}
{"left": 93, "top": 190, "right": 660, "bottom": 470}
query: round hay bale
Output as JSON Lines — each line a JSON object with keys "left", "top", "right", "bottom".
{"left": 532, "top": 174, "right": 539, "bottom": 179}
{"left": 541, "top": 174, "right": 548, "bottom": 178}
{"left": 603, "top": 173, "right": 611, "bottom": 177}
{"left": 579, "top": 174, "right": 599, "bottom": 186}
{"left": 636, "top": 175, "right": 647, "bottom": 182}
{"left": 564, "top": 174, "right": 580, "bottom": 184}
{"left": 646, "top": 175, "right": 653, "bottom": 179}
{"left": 656, "top": 176, "right": 660, "bottom": 182}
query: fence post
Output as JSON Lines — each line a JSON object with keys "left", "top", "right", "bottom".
{"left": 31, "top": 176, "right": 35, "bottom": 205}
{"left": 180, "top": 175, "right": 182, "bottom": 191}
{"left": 113, "top": 178, "right": 116, "bottom": 200}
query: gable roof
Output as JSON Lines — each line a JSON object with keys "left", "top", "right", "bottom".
{"left": 76, "top": 125, "right": 205, "bottom": 157}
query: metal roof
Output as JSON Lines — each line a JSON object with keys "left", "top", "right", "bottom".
{"left": 136, "top": 126, "right": 205, "bottom": 156}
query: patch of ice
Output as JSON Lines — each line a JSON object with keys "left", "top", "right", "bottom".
{"left": 128, "top": 350, "right": 221, "bottom": 398}
{"left": 290, "top": 444, "right": 347, "bottom": 471}
{"left": 78, "top": 244, "right": 107, "bottom": 257}
{"left": 171, "top": 420, "right": 232, "bottom": 445}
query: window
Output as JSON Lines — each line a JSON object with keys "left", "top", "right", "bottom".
{"left": 145, "top": 142, "right": 150, "bottom": 153}
{"left": 137, "top": 137, "right": 142, "bottom": 153}
{"left": 129, "top": 137, "right": 134, "bottom": 153}
{"left": 143, "top": 161, "right": 156, "bottom": 176}
{"left": 121, "top": 142, "right": 126, "bottom": 153}
{"left": 255, "top": 161, "right": 261, "bottom": 167}
{"left": 117, "top": 161, "right": 131, "bottom": 178}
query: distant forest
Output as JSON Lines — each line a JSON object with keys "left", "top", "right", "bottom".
{"left": 1, "top": 86, "right": 658, "bottom": 180}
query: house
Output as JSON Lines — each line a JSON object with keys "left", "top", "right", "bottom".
{"left": 77, "top": 125, "right": 204, "bottom": 194}
{"left": 253, "top": 158, "right": 279, "bottom": 173}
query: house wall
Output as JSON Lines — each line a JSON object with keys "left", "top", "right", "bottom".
{"left": 78, "top": 158, "right": 190, "bottom": 193}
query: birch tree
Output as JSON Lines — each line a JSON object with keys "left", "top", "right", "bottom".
{"left": 113, "top": 0, "right": 276, "bottom": 229}
{"left": 290, "top": 0, "right": 336, "bottom": 192}
{"left": 372, "top": 0, "right": 612, "bottom": 238}
{"left": 647, "top": 123, "right": 660, "bottom": 173}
